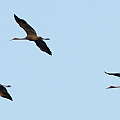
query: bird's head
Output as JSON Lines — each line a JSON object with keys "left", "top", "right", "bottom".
{"left": 11, "top": 38, "right": 19, "bottom": 41}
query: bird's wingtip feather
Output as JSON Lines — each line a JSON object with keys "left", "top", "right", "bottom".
{"left": 48, "top": 52, "right": 52, "bottom": 55}
{"left": 14, "top": 14, "right": 18, "bottom": 18}
{"left": 14, "top": 14, "right": 16, "bottom": 17}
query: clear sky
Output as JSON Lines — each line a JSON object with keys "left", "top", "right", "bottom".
{"left": 1, "top": 0, "right": 120, "bottom": 120}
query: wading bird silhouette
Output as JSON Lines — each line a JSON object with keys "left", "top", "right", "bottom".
{"left": 0, "top": 84, "right": 13, "bottom": 101}
{"left": 11, "top": 14, "right": 52, "bottom": 55}
{"left": 104, "top": 71, "right": 120, "bottom": 77}
{"left": 106, "top": 85, "right": 120, "bottom": 89}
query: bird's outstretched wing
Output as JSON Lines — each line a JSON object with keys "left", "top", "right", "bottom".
{"left": 0, "top": 85, "right": 13, "bottom": 101}
{"left": 34, "top": 40, "right": 52, "bottom": 55}
{"left": 104, "top": 71, "right": 120, "bottom": 77}
{"left": 1, "top": 92, "right": 13, "bottom": 101}
{"left": 14, "top": 14, "right": 37, "bottom": 37}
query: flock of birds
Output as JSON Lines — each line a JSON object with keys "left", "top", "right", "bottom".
{"left": 0, "top": 14, "right": 52, "bottom": 101}
{"left": 0, "top": 14, "right": 119, "bottom": 101}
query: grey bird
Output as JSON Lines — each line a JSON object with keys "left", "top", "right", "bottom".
{"left": 11, "top": 14, "right": 52, "bottom": 55}
{"left": 0, "top": 84, "right": 13, "bottom": 101}
{"left": 104, "top": 71, "right": 120, "bottom": 77}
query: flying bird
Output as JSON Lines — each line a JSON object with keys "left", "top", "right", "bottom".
{"left": 104, "top": 71, "right": 120, "bottom": 77}
{"left": 12, "top": 14, "right": 52, "bottom": 55}
{"left": 106, "top": 85, "right": 120, "bottom": 89}
{"left": 0, "top": 84, "right": 13, "bottom": 101}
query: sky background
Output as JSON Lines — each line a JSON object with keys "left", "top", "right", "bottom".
{"left": 0, "top": 0, "right": 120, "bottom": 120}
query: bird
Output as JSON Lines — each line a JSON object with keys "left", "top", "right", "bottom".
{"left": 106, "top": 85, "right": 120, "bottom": 89}
{"left": 0, "top": 84, "right": 13, "bottom": 101}
{"left": 104, "top": 71, "right": 120, "bottom": 77}
{"left": 11, "top": 14, "right": 52, "bottom": 55}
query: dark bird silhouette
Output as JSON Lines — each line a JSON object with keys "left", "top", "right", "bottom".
{"left": 11, "top": 14, "right": 52, "bottom": 55}
{"left": 104, "top": 71, "right": 120, "bottom": 77}
{"left": 106, "top": 85, "right": 120, "bottom": 89}
{"left": 0, "top": 84, "right": 13, "bottom": 101}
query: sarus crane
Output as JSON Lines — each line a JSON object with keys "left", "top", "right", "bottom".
{"left": 104, "top": 71, "right": 120, "bottom": 77}
{"left": 106, "top": 85, "right": 120, "bottom": 89}
{"left": 0, "top": 84, "right": 13, "bottom": 101}
{"left": 11, "top": 14, "right": 52, "bottom": 55}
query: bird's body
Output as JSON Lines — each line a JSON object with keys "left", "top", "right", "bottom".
{"left": 12, "top": 14, "right": 52, "bottom": 55}
{"left": 0, "top": 84, "right": 13, "bottom": 101}
{"left": 104, "top": 71, "right": 120, "bottom": 77}
{"left": 106, "top": 85, "right": 120, "bottom": 89}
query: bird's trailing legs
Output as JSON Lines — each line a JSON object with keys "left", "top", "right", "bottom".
{"left": 4, "top": 85, "right": 11, "bottom": 87}
{"left": 1, "top": 84, "right": 11, "bottom": 87}
{"left": 43, "top": 38, "right": 50, "bottom": 40}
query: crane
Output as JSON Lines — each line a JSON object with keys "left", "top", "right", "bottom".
{"left": 0, "top": 84, "right": 13, "bottom": 101}
{"left": 11, "top": 14, "right": 52, "bottom": 55}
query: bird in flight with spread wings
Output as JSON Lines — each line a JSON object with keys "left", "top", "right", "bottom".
{"left": 0, "top": 84, "right": 13, "bottom": 101}
{"left": 104, "top": 71, "right": 120, "bottom": 77}
{"left": 11, "top": 14, "right": 52, "bottom": 55}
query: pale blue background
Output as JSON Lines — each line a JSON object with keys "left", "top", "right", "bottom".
{"left": 0, "top": 0, "right": 120, "bottom": 120}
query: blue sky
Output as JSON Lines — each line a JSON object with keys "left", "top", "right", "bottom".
{"left": 1, "top": 0, "right": 120, "bottom": 120}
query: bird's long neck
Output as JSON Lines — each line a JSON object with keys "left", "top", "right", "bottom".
{"left": 15, "top": 37, "right": 27, "bottom": 40}
{"left": 11, "top": 37, "right": 27, "bottom": 41}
